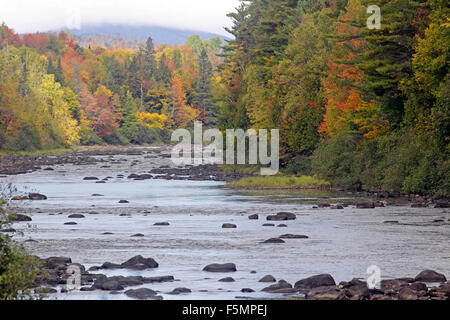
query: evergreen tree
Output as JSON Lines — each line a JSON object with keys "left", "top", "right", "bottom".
{"left": 120, "top": 91, "right": 140, "bottom": 143}
{"left": 156, "top": 53, "right": 172, "bottom": 85}
{"left": 194, "top": 48, "right": 215, "bottom": 126}
{"left": 357, "top": 0, "right": 426, "bottom": 127}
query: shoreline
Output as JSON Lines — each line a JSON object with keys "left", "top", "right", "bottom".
{"left": 0, "top": 145, "right": 449, "bottom": 204}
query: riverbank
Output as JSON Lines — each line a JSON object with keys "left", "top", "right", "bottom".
{"left": 226, "top": 176, "right": 331, "bottom": 190}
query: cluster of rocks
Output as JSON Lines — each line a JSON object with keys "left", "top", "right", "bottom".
{"left": 146, "top": 164, "right": 253, "bottom": 182}
{"left": 314, "top": 199, "right": 450, "bottom": 209}
{"left": 32, "top": 255, "right": 178, "bottom": 299}
{"left": 254, "top": 270, "right": 449, "bottom": 300}
{"left": 0, "top": 146, "right": 164, "bottom": 176}
{"left": 89, "top": 255, "right": 159, "bottom": 271}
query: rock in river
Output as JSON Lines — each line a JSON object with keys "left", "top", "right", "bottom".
{"left": 100, "top": 255, "right": 159, "bottom": 270}
{"left": 154, "top": 222, "right": 170, "bottom": 226}
{"left": 261, "top": 280, "right": 293, "bottom": 292}
{"left": 266, "top": 212, "right": 296, "bottom": 221}
{"left": 169, "top": 287, "right": 192, "bottom": 295}
{"left": 68, "top": 214, "right": 85, "bottom": 219}
{"left": 259, "top": 275, "right": 276, "bottom": 283}
{"left": 414, "top": 270, "right": 447, "bottom": 283}
{"left": 248, "top": 214, "right": 259, "bottom": 220}
{"left": 222, "top": 223, "right": 237, "bottom": 229}
{"left": 263, "top": 238, "right": 285, "bottom": 244}
{"left": 83, "top": 177, "right": 99, "bottom": 181}
{"left": 279, "top": 234, "right": 308, "bottom": 239}
{"left": 125, "top": 288, "right": 158, "bottom": 299}
{"left": 203, "top": 263, "right": 237, "bottom": 273}
{"left": 219, "top": 277, "right": 235, "bottom": 282}
{"left": 295, "top": 274, "right": 336, "bottom": 290}
{"left": 121, "top": 255, "right": 159, "bottom": 270}
{"left": 28, "top": 193, "right": 47, "bottom": 200}
{"left": 10, "top": 214, "right": 32, "bottom": 222}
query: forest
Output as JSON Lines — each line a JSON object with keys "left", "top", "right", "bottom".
{"left": 0, "top": 0, "right": 449, "bottom": 196}
{"left": 0, "top": 27, "right": 222, "bottom": 148}
{"left": 216, "top": 0, "right": 449, "bottom": 196}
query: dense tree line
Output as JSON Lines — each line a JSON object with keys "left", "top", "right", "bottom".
{"left": 0, "top": 25, "right": 221, "bottom": 149}
{"left": 216, "top": 0, "right": 449, "bottom": 195}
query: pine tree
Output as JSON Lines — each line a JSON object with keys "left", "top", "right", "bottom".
{"left": 357, "top": 0, "right": 426, "bottom": 127}
{"left": 194, "top": 48, "right": 215, "bottom": 126}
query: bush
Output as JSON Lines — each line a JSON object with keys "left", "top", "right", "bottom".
{"left": 102, "top": 131, "right": 129, "bottom": 145}
{"left": 120, "top": 125, "right": 169, "bottom": 145}
{"left": 311, "top": 129, "right": 449, "bottom": 196}
{"left": 78, "top": 127, "right": 104, "bottom": 146}
{"left": 311, "top": 134, "right": 363, "bottom": 189}
{"left": 0, "top": 187, "right": 41, "bottom": 300}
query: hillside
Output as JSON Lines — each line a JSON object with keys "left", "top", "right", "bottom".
{"left": 68, "top": 24, "right": 231, "bottom": 47}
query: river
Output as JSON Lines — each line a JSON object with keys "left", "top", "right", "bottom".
{"left": 2, "top": 146, "right": 449, "bottom": 300}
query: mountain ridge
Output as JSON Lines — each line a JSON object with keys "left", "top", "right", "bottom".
{"left": 66, "top": 24, "right": 231, "bottom": 47}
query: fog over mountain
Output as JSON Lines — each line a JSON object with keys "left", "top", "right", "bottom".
{"left": 68, "top": 24, "right": 231, "bottom": 47}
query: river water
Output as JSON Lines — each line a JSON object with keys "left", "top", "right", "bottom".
{"left": 2, "top": 147, "right": 449, "bottom": 300}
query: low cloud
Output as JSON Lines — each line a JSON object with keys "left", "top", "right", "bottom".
{"left": 0, "top": 0, "right": 240, "bottom": 36}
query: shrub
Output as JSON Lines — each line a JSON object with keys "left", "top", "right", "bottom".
{"left": 0, "top": 187, "right": 41, "bottom": 300}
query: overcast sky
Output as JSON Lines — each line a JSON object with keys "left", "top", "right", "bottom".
{"left": 0, "top": 0, "right": 241, "bottom": 36}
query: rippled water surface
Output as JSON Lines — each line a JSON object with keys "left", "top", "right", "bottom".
{"left": 2, "top": 148, "right": 449, "bottom": 300}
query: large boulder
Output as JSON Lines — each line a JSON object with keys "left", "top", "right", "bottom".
{"left": 125, "top": 288, "right": 158, "bottom": 299}
{"left": 345, "top": 283, "right": 370, "bottom": 300}
{"left": 266, "top": 212, "right": 296, "bottom": 221}
{"left": 295, "top": 274, "right": 336, "bottom": 290}
{"left": 95, "top": 279, "right": 124, "bottom": 291}
{"left": 169, "top": 287, "right": 192, "bottom": 295}
{"left": 121, "top": 255, "right": 159, "bottom": 270}
{"left": 398, "top": 287, "right": 419, "bottom": 300}
{"left": 261, "top": 280, "right": 292, "bottom": 293}
{"left": 203, "top": 263, "right": 237, "bottom": 273}
{"left": 415, "top": 270, "right": 447, "bottom": 283}
{"left": 306, "top": 286, "right": 344, "bottom": 300}
{"left": 45, "top": 257, "right": 72, "bottom": 269}
{"left": 259, "top": 275, "right": 276, "bottom": 283}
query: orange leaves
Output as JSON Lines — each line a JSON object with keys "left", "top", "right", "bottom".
{"left": 170, "top": 75, "right": 200, "bottom": 127}
{"left": 80, "top": 86, "right": 118, "bottom": 138}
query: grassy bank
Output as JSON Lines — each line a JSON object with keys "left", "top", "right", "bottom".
{"left": 227, "top": 175, "right": 331, "bottom": 189}
{"left": 0, "top": 148, "right": 73, "bottom": 156}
